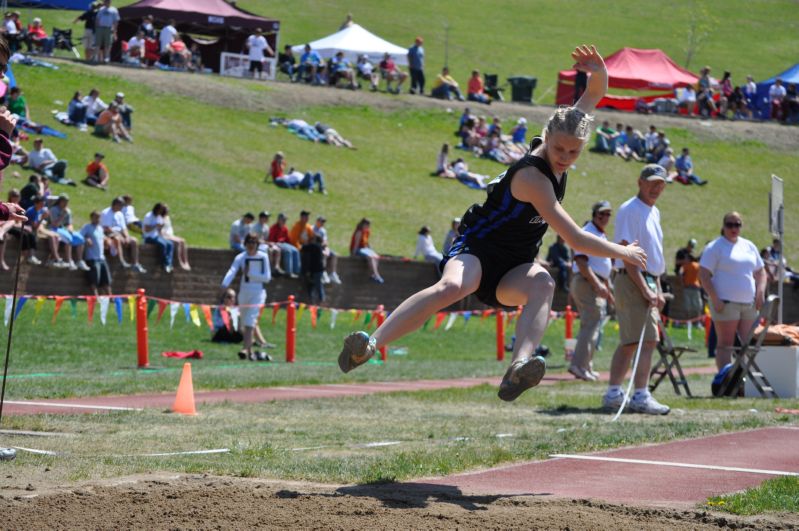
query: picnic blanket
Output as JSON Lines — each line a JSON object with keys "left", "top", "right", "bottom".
{"left": 19, "top": 119, "right": 67, "bottom": 139}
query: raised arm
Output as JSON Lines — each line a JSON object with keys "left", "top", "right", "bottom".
{"left": 511, "top": 169, "right": 646, "bottom": 269}
{"left": 572, "top": 45, "right": 608, "bottom": 114}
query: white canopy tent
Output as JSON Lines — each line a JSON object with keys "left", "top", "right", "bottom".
{"left": 291, "top": 24, "right": 408, "bottom": 66}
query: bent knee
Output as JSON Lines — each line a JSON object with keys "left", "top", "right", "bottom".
{"left": 435, "top": 278, "right": 476, "bottom": 300}
{"left": 529, "top": 271, "right": 556, "bottom": 295}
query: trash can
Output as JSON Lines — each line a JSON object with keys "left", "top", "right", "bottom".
{"left": 507, "top": 76, "right": 537, "bottom": 104}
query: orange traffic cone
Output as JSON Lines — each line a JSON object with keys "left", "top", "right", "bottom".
{"left": 172, "top": 362, "right": 197, "bottom": 415}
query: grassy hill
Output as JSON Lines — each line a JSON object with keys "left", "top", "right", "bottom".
{"left": 8, "top": 1, "right": 799, "bottom": 262}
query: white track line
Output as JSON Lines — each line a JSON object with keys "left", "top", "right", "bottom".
{"left": 550, "top": 454, "right": 799, "bottom": 477}
{"left": 13, "top": 447, "right": 230, "bottom": 457}
{"left": 5, "top": 400, "right": 142, "bottom": 411}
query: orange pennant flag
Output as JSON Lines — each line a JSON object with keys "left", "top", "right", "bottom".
{"left": 272, "top": 303, "right": 280, "bottom": 325}
{"left": 156, "top": 300, "right": 168, "bottom": 325}
{"left": 433, "top": 312, "right": 447, "bottom": 330}
{"left": 201, "top": 305, "right": 214, "bottom": 330}
{"left": 52, "top": 296, "right": 65, "bottom": 324}
{"left": 220, "top": 307, "right": 231, "bottom": 331}
{"left": 309, "top": 305, "right": 318, "bottom": 328}
{"left": 86, "top": 296, "right": 96, "bottom": 324}
{"left": 352, "top": 309, "right": 363, "bottom": 323}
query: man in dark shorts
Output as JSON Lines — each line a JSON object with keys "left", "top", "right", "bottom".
{"left": 79, "top": 210, "right": 112, "bottom": 295}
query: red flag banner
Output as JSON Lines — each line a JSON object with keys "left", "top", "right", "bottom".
{"left": 156, "top": 300, "right": 168, "bottom": 325}
{"left": 433, "top": 312, "right": 447, "bottom": 330}
{"left": 309, "top": 305, "right": 318, "bottom": 328}
{"left": 220, "top": 307, "right": 231, "bottom": 331}
{"left": 86, "top": 296, "right": 96, "bottom": 324}
{"left": 52, "top": 296, "right": 65, "bottom": 324}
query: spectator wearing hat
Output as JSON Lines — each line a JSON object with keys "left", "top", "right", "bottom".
{"left": 289, "top": 210, "right": 314, "bottom": 250}
{"left": 229, "top": 212, "right": 254, "bottom": 252}
{"left": 28, "top": 138, "right": 74, "bottom": 186}
{"left": 407, "top": 36, "right": 425, "bottom": 95}
{"left": 510, "top": 117, "right": 528, "bottom": 145}
{"left": 79, "top": 210, "right": 113, "bottom": 296}
{"left": 568, "top": 201, "right": 614, "bottom": 381}
{"left": 26, "top": 17, "right": 54, "bottom": 55}
{"left": 252, "top": 210, "right": 284, "bottom": 276}
{"left": 442, "top": 217, "right": 460, "bottom": 255}
{"left": 142, "top": 202, "right": 174, "bottom": 273}
{"left": 466, "top": 70, "right": 490, "bottom": 104}
{"left": 94, "top": 0, "right": 119, "bottom": 63}
{"left": 47, "top": 193, "right": 89, "bottom": 271}
{"left": 95, "top": 103, "right": 132, "bottom": 143}
{"left": 101, "top": 196, "right": 146, "bottom": 273}
{"left": 268, "top": 213, "right": 300, "bottom": 278}
{"left": 313, "top": 215, "right": 341, "bottom": 285}
{"left": 355, "top": 54, "right": 379, "bottom": 91}
{"left": 431, "top": 67, "right": 465, "bottom": 101}
{"left": 84, "top": 152, "right": 109, "bottom": 190}
{"left": 113, "top": 92, "right": 133, "bottom": 130}
{"left": 603, "top": 164, "right": 670, "bottom": 416}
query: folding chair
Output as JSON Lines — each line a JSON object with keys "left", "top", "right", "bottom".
{"left": 51, "top": 28, "right": 76, "bottom": 53}
{"left": 483, "top": 74, "right": 504, "bottom": 102}
{"left": 649, "top": 321, "right": 695, "bottom": 396}
{"left": 719, "top": 295, "right": 779, "bottom": 398}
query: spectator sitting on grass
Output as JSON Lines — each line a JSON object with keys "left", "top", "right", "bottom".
{"left": 267, "top": 212, "right": 300, "bottom": 278}
{"left": 167, "top": 37, "right": 191, "bottom": 69}
{"left": 47, "top": 193, "right": 89, "bottom": 271}
{"left": 82, "top": 89, "right": 108, "bottom": 125}
{"left": 67, "top": 91, "right": 89, "bottom": 130}
{"left": 674, "top": 147, "right": 708, "bottom": 186}
{"left": 467, "top": 70, "right": 490, "bottom": 104}
{"left": 7, "top": 87, "right": 31, "bottom": 122}
{"left": 615, "top": 125, "right": 643, "bottom": 161}
{"left": 79, "top": 209, "right": 113, "bottom": 296}
{"left": 431, "top": 66, "right": 465, "bottom": 101}
{"left": 252, "top": 210, "right": 284, "bottom": 276}
{"left": 350, "top": 217, "right": 383, "bottom": 284}
{"left": 435, "top": 143, "right": 456, "bottom": 178}
{"left": 414, "top": 225, "right": 443, "bottom": 263}
{"left": 312, "top": 215, "right": 342, "bottom": 285}
{"left": 25, "top": 194, "right": 67, "bottom": 268}
{"left": 121, "top": 194, "right": 141, "bottom": 233}
{"left": 301, "top": 235, "right": 326, "bottom": 303}
{"left": 510, "top": 117, "right": 528, "bottom": 146}
{"left": 142, "top": 202, "right": 174, "bottom": 273}
{"left": 3, "top": 189, "right": 39, "bottom": 266}
{"left": 125, "top": 30, "right": 146, "bottom": 65}
{"left": 452, "top": 158, "right": 488, "bottom": 189}
{"left": 112, "top": 92, "right": 133, "bottom": 130}
{"left": 355, "top": 54, "right": 379, "bottom": 91}
{"left": 656, "top": 147, "right": 677, "bottom": 183}
{"left": 211, "top": 288, "right": 243, "bottom": 344}
{"left": 161, "top": 203, "right": 190, "bottom": 270}
{"left": 314, "top": 121, "right": 354, "bottom": 149}
{"left": 268, "top": 152, "right": 326, "bottom": 194}
{"left": 591, "top": 120, "right": 618, "bottom": 154}
{"left": 95, "top": 103, "right": 132, "bottom": 143}
{"left": 84, "top": 152, "right": 109, "bottom": 190}
{"left": 229, "top": 212, "right": 254, "bottom": 252}
{"left": 101, "top": 196, "right": 146, "bottom": 272}
{"left": 28, "top": 138, "right": 75, "bottom": 186}
{"left": 379, "top": 52, "right": 407, "bottom": 94}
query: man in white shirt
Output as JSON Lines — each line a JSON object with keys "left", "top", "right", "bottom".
{"left": 82, "top": 89, "right": 108, "bottom": 125}
{"left": 101, "top": 196, "right": 145, "bottom": 272}
{"left": 769, "top": 78, "right": 787, "bottom": 120}
{"left": 245, "top": 28, "right": 274, "bottom": 80}
{"left": 677, "top": 85, "right": 697, "bottom": 115}
{"left": 28, "top": 137, "right": 74, "bottom": 185}
{"left": 159, "top": 19, "right": 177, "bottom": 53}
{"left": 230, "top": 212, "right": 254, "bottom": 252}
{"left": 94, "top": 0, "right": 119, "bottom": 63}
{"left": 126, "top": 30, "right": 145, "bottom": 64}
{"left": 603, "top": 164, "right": 670, "bottom": 416}
{"left": 568, "top": 201, "right": 614, "bottom": 382}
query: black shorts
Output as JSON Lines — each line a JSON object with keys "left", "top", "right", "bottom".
{"left": 86, "top": 258, "right": 112, "bottom": 287}
{"left": 440, "top": 236, "right": 536, "bottom": 308}
{"left": 249, "top": 60, "right": 263, "bottom": 72}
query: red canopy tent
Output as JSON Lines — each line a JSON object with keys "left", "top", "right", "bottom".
{"left": 556, "top": 48, "right": 699, "bottom": 111}
{"left": 117, "top": 0, "right": 280, "bottom": 73}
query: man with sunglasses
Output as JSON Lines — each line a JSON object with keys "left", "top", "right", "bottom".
{"left": 603, "top": 164, "right": 670, "bottom": 415}
{"left": 569, "top": 201, "right": 615, "bottom": 382}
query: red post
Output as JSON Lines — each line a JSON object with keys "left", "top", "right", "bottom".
{"left": 496, "top": 310, "right": 505, "bottom": 361}
{"left": 565, "top": 305, "right": 574, "bottom": 339}
{"left": 286, "top": 295, "right": 296, "bottom": 363}
{"left": 136, "top": 288, "right": 149, "bottom": 368}
{"left": 704, "top": 312, "right": 712, "bottom": 346}
{"left": 375, "top": 304, "right": 387, "bottom": 361}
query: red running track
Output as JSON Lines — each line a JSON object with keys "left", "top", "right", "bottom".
{"left": 425, "top": 427, "right": 799, "bottom": 508}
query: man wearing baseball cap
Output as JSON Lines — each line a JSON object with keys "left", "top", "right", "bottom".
{"left": 568, "top": 200, "right": 614, "bottom": 382}
{"left": 603, "top": 164, "right": 670, "bottom": 415}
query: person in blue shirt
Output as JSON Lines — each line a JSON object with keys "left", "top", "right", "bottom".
{"left": 298, "top": 44, "right": 323, "bottom": 85}
{"left": 79, "top": 210, "right": 112, "bottom": 295}
{"left": 407, "top": 36, "right": 425, "bottom": 95}
{"left": 510, "top": 117, "right": 528, "bottom": 145}
{"left": 674, "top": 147, "right": 708, "bottom": 185}
{"left": 25, "top": 195, "right": 67, "bottom": 268}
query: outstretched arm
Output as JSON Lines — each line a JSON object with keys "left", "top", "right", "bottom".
{"left": 572, "top": 45, "right": 608, "bottom": 114}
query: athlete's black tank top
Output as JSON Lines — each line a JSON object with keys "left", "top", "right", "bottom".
{"left": 458, "top": 137, "right": 567, "bottom": 262}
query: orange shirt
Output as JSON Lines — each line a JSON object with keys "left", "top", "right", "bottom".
{"left": 350, "top": 227, "right": 369, "bottom": 254}
{"left": 467, "top": 76, "right": 484, "bottom": 95}
{"left": 288, "top": 221, "right": 314, "bottom": 249}
{"left": 86, "top": 161, "right": 108, "bottom": 177}
{"left": 95, "top": 109, "right": 118, "bottom": 126}
{"left": 682, "top": 260, "right": 701, "bottom": 288}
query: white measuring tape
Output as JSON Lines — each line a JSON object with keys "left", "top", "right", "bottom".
{"left": 610, "top": 321, "right": 648, "bottom": 422}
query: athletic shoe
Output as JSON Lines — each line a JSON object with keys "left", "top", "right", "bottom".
{"left": 165, "top": 265, "right": 173, "bottom": 274}
{"left": 497, "top": 356, "right": 547, "bottom": 402}
{"left": 67, "top": 261, "right": 78, "bottom": 271}
{"left": 77, "top": 260, "right": 90, "bottom": 271}
{"left": 238, "top": 350, "right": 248, "bottom": 360}
{"left": 629, "top": 394, "right": 671, "bottom": 415}
{"left": 321, "top": 271, "right": 331, "bottom": 284}
{"left": 338, "top": 331, "right": 376, "bottom": 373}
{"left": 370, "top": 275, "right": 384, "bottom": 284}
{"left": 48, "top": 259, "right": 68, "bottom": 269}
{"left": 330, "top": 272, "right": 342, "bottom": 285}
{"left": 568, "top": 364, "right": 597, "bottom": 382}
{"left": 0, "top": 448, "right": 16, "bottom": 461}
{"left": 602, "top": 391, "right": 627, "bottom": 411}
{"left": 131, "top": 264, "right": 147, "bottom": 274}
{"left": 26, "top": 256, "right": 42, "bottom": 265}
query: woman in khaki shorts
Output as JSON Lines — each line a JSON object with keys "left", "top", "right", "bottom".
{"left": 699, "top": 212, "right": 767, "bottom": 370}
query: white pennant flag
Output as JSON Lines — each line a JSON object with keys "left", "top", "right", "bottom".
{"left": 169, "top": 302, "right": 180, "bottom": 328}
{"left": 444, "top": 312, "right": 458, "bottom": 331}
{"left": 98, "top": 296, "right": 110, "bottom": 326}
{"left": 230, "top": 307, "right": 240, "bottom": 331}
{"left": 687, "top": 321, "right": 693, "bottom": 341}
{"left": 3, "top": 296, "right": 12, "bottom": 326}
{"left": 330, "top": 309, "right": 338, "bottom": 329}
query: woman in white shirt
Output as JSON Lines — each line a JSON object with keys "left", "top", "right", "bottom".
{"left": 699, "top": 212, "right": 767, "bottom": 371}
{"left": 414, "top": 226, "right": 443, "bottom": 264}
{"left": 142, "top": 202, "right": 174, "bottom": 273}
{"left": 161, "top": 203, "right": 190, "bottom": 270}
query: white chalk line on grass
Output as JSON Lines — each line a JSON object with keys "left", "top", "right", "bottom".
{"left": 5, "top": 400, "right": 142, "bottom": 412}
{"left": 12, "top": 447, "right": 231, "bottom": 458}
{"left": 550, "top": 454, "right": 799, "bottom": 477}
